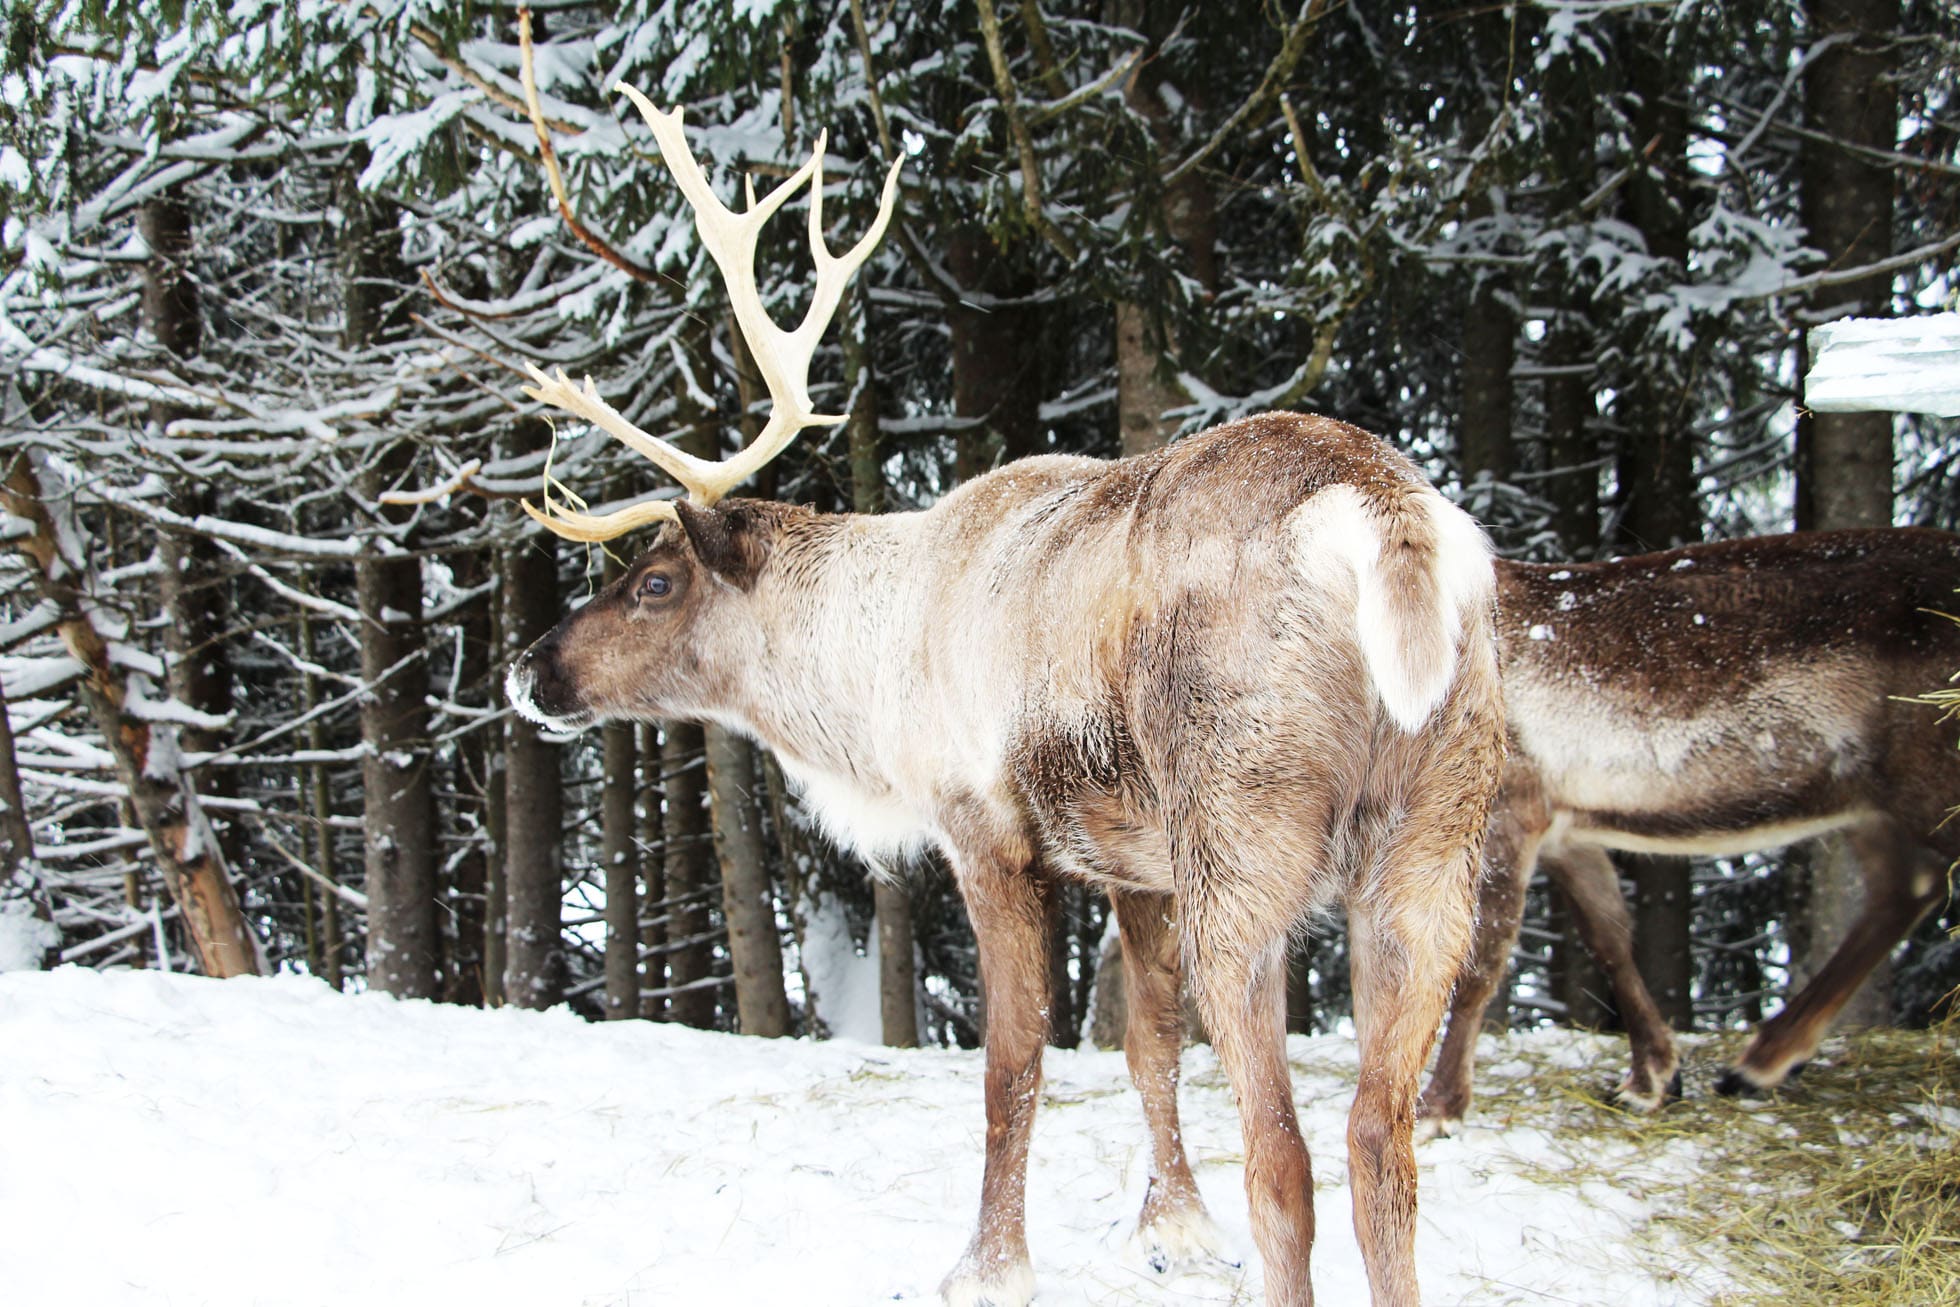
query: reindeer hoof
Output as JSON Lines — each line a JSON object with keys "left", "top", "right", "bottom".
{"left": 1714, "top": 1068, "right": 1757, "bottom": 1098}
{"left": 1413, "top": 1111, "right": 1461, "bottom": 1143}
{"left": 1717, "top": 1060, "right": 1804, "bottom": 1099}
{"left": 1129, "top": 1204, "right": 1234, "bottom": 1274}
{"left": 1414, "top": 1095, "right": 1466, "bottom": 1142}
{"left": 939, "top": 1256, "right": 1035, "bottom": 1307}
{"left": 1612, "top": 1068, "right": 1683, "bottom": 1114}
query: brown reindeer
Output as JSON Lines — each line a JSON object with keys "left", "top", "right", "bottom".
{"left": 497, "top": 86, "right": 1503, "bottom": 1306}
{"left": 1417, "top": 529, "right": 1960, "bottom": 1137}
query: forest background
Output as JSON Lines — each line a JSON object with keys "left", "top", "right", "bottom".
{"left": 0, "top": 0, "right": 1955, "bottom": 1053}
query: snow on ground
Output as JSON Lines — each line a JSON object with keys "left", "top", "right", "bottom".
{"left": 0, "top": 968, "right": 1725, "bottom": 1305}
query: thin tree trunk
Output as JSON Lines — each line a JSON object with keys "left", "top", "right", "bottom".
{"left": 876, "top": 879, "right": 919, "bottom": 1046}
{"left": 639, "top": 722, "right": 667, "bottom": 1021}
{"left": 1794, "top": 0, "right": 1900, "bottom": 1029}
{"left": 1549, "top": 883, "right": 1616, "bottom": 1030}
{"left": 948, "top": 228, "right": 1044, "bottom": 478}
{"left": 357, "top": 446, "right": 439, "bottom": 999}
{"left": 651, "top": 323, "right": 723, "bottom": 1026}
{"left": 143, "top": 191, "right": 249, "bottom": 919}
{"left": 844, "top": 279, "right": 919, "bottom": 1047}
{"left": 1048, "top": 890, "right": 1077, "bottom": 1048}
{"left": 3, "top": 455, "right": 260, "bottom": 977}
{"left": 1460, "top": 264, "right": 1516, "bottom": 488}
{"left": 712, "top": 310, "right": 793, "bottom": 1036}
{"left": 443, "top": 548, "right": 493, "bottom": 1007}
{"left": 0, "top": 678, "right": 54, "bottom": 970}
{"left": 0, "top": 679, "right": 35, "bottom": 879}
{"left": 1286, "top": 940, "right": 1315, "bottom": 1036}
{"left": 297, "top": 610, "right": 344, "bottom": 992}
{"left": 1795, "top": 0, "right": 1899, "bottom": 535}
{"left": 340, "top": 166, "right": 438, "bottom": 998}
{"left": 1088, "top": 915, "right": 1126, "bottom": 1048}
{"left": 602, "top": 718, "right": 639, "bottom": 1020}
{"left": 1628, "top": 857, "right": 1694, "bottom": 1029}
{"left": 1613, "top": 22, "right": 1700, "bottom": 1030}
{"left": 661, "top": 723, "right": 715, "bottom": 1025}
{"left": 706, "top": 729, "right": 790, "bottom": 1037}
{"left": 502, "top": 505, "right": 564, "bottom": 1010}
{"left": 1113, "top": 2, "right": 1218, "bottom": 458}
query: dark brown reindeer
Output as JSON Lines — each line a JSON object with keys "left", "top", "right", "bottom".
{"left": 499, "top": 86, "right": 1504, "bottom": 1306}
{"left": 1417, "top": 529, "right": 1960, "bottom": 1137}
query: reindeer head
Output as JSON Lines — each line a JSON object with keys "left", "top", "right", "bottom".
{"left": 507, "top": 498, "right": 791, "bottom": 732}
{"left": 501, "top": 64, "right": 899, "bottom": 733}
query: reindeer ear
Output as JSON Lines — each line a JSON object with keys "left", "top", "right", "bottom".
{"left": 673, "top": 500, "right": 771, "bottom": 587}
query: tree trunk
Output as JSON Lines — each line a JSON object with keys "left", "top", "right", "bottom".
{"left": 1628, "top": 857, "right": 1694, "bottom": 1029}
{"left": 661, "top": 722, "right": 716, "bottom": 1025}
{"left": 1795, "top": 0, "right": 1899, "bottom": 534}
{"left": 296, "top": 610, "right": 344, "bottom": 992}
{"left": 0, "top": 675, "right": 35, "bottom": 880}
{"left": 1048, "top": 888, "right": 1078, "bottom": 1048}
{"left": 948, "top": 228, "right": 1045, "bottom": 478}
{"left": 1088, "top": 915, "right": 1126, "bottom": 1048}
{"left": 1793, "top": 0, "right": 1899, "bottom": 1028}
{"left": 142, "top": 190, "right": 249, "bottom": 936}
{"left": 1286, "top": 939, "right": 1315, "bottom": 1036}
{"left": 1115, "top": 303, "right": 1189, "bottom": 458}
{"left": 502, "top": 514, "right": 564, "bottom": 1010}
{"left": 1113, "top": 7, "right": 1218, "bottom": 457}
{"left": 3, "top": 456, "right": 260, "bottom": 977}
{"left": 356, "top": 446, "right": 439, "bottom": 999}
{"left": 1549, "top": 882, "right": 1616, "bottom": 1030}
{"left": 1460, "top": 279, "right": 1516, "bottom": 489}
{"left": 602, "top": 719, "right": 640, "bottom": 1020}
{"left": 0, "top": 678, "right": 54, "bottom": 970}
{"left": 844, "top": 280, "right": 919, "bottom": 1047}
{"left": 1611, "top": 21, "right": 1700, "bottom": 1028}
{"left": 639, "top": 723, "right": 667, "bottom": 1021}
{"left": 442, "top": 548, "right": 493, "bottom": 1007}
{"left": 706, "top": 729, "right": 791, "bottom": 1037}
{"left": 343, "top": 172, "right": 438, "bottom": 997}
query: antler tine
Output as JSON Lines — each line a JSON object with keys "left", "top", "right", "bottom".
{"left": 521, "top": 495, "right": 680, "bottom": 542}
{"left": 613, "top": 86, "right": 905, "bottom": 505}
{"left": 517, "top": 87, "right": 902, "bottom": 538}
{"left": 521, "top": 363, "right": 726, "bottom": 487}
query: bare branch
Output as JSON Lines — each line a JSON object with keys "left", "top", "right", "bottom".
{"left": 516, "top": 8, "right": 664, "bottom": 285}
{"left": 1163, "top": 0, "right": 1330, "bottom": 189}
{"left": 973, "top": 0, "right": 1080, "bottom": 262}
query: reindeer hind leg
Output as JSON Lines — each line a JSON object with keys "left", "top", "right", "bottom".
{"left": 1183, "top": 891, "right": 1316, "bottom": 1307}
{"left": 1721, "top": 820, "right": 1947, "bottom": 1096}
{"left": 1109, "top": 888, "right": 1231, "bottom": 1272}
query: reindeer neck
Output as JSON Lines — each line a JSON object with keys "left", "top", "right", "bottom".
{"left": 721, "top": 507, "right": 940, "bottom": 784}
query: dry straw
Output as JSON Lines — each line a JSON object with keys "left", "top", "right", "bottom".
{"left": 1471, "top": 1021, "right": 1959, "bottom": 1305}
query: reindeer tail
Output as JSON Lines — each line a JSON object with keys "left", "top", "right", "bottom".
{"left": 1293, "top": 483, "right": 1495, "bottom": 733}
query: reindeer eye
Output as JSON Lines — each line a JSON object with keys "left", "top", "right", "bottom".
{"left": 639, "top": 573, "right": 672, "bottom": 600}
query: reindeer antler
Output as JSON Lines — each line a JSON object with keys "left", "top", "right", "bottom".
{"left": 520, "top": 90, "right": 903, "bottom": 542}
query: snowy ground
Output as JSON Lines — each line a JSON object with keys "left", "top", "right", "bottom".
{"left": 1, "top": 969, "right": 1729, "bottom": 1305}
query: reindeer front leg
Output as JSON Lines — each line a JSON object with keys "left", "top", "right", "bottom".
{"left": 1546, "top": 845, "right": 1681, "bottom": 1111}
{"left": 941, "top": 851, "right": 1054, "bottom": 1307}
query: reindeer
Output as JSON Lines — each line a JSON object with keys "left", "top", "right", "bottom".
{"left": 1416, "top": 529, "right": 1960, "bottom": 1137}
{"left": 496, "top": 85, "right": 1503, "bottom": 1307}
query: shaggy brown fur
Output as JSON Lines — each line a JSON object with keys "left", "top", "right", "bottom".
{"left": 510, "top": 412, "right": 1505, "bottom": 1306}
{"left": 1418, "top": 528, "right": 1960, "bottom": 1135}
